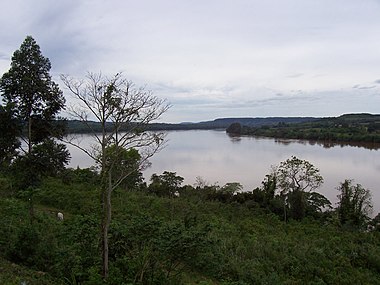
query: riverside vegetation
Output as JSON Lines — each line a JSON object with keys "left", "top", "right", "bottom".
{"left": 226, "top": 114, "right": 380, "bottom": 145}
{"left": 1, "top": 36, "right": 380, "bottom": 284}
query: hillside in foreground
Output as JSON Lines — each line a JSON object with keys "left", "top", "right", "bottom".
{"left": 1, "top": 171, "right": 380, "bottom": 284}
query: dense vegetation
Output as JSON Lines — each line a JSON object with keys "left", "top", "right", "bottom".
{"left": 2, "top": 36, "right": 380, "bottom": 284}
{"left": 227, "top": 114, "right": 380, "bottom": 145}
{"left": 1, "top": 168, "right": 380, "bottom": 284}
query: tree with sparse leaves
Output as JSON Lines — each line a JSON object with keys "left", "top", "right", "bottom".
{"left": 61, "top": 72, "right": 170, "bottom": 279}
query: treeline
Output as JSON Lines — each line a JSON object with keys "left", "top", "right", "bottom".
{"left": 227, "top": 113, "right": 380, "bottom": 144}
{"left": 66, "top": 117, "right": 319, "bottom": 133}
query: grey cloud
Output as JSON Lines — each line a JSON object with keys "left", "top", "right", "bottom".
{"left": 2, "top": 0, "right": 380, "bottom": 122}
{"left": 353, "top": 85, "right": 376, "bottom": 90}
{"left": 359, "top": 86, "right": 376, "bottom": 90}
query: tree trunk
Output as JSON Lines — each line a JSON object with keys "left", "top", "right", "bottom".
{"left": 101, "top": 170, "right": 112, "bottom": 279}
{"left": 28, "top": 115, "right": 32, "bottom": 154}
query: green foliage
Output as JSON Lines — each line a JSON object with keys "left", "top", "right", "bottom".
{"left": 337, "top": 179, "right": 373, "bottom": 229}
{"left": 0, "top": 105, "right": 21, "bottom": 170}
{"left": 1, "top": 185, "right": 380, "bottom": 284}
{"left": 9, "top": 139, "right": 70, "bottom": 191}
{"left": 0, "top": 257, "right": 66, "bottom": 285}
{"left": 226, "top": 122, "right": 242, "bottom": 135}
{"left": 0, "top": 36, "right": 65, "bottom": 125}
{"left": 34, "top": 177, "right": 99, "bottom": 214}
{"left": 276, "top": 156, "right": 324, "bottom": 194}
{"left": 60, "top": 167, "right": 100, "bottom": 185}
{"left": 106, "top": 214, "right": 216, "bottom": 284}
{"left": 275, "top": 156, "right": 324, "bottom": 221}
{"left": 148, "top": 171, "right": 184, "bottom": 197}
{"left": 103, "top": 146, "right": 144, "bottom": 191}
{"left": 306, "top": 191, "right": 332, "bottom": 217}
{"left": 220, "top": 182, "right": 243, "bottom": 194}
{"left": 0, "top": 175, "right": 15, "bottom": 197}
{"left": 0, "top": 36, "right": 68, "bottom": 190}
{"left": 235, "top": 113, "right": 380, "bottom": 145}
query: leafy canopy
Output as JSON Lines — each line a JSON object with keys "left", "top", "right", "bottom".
{"left": 276, "top": 155, "right": 324, "bottom": 195}
{"left": 1, "top": 36, "right": 65, "bottom": 122}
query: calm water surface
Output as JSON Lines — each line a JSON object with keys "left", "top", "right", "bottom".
{"left": 67, "top": 130, "right": 380, "bottom": 213}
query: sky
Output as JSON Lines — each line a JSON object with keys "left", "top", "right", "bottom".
{"left": 0, "top": 0, "right": 380, "bottom": 123}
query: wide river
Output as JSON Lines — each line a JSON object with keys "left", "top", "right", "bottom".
{"left": 67, "top": 130, "right": 380, "bottom": 214}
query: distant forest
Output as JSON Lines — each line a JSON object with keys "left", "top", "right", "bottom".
{"left": 65, "top": 116, "right": 319, "bottom": 133}
{"left": 65, "top": 113, "right": 380, "bottom": 145}
{"left": 226, "top": 113, "right": 380, "bottom": 144}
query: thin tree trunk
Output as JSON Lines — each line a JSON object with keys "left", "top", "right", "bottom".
{"left": 27, "top": 115, "right": 34, "bottom": 224}
{"left": 28, "top": 115, "right": 32, "bottom": 154}
{"left": 102, "top": 169, "right": 112, "bottom": 279}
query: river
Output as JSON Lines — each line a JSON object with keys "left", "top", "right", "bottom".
{"left": 66, "top": 130, "right": 380, "bottom": 214}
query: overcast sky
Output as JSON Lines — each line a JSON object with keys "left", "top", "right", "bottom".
{"left": 1, "top": 0, "right": 379, "bottom": 122}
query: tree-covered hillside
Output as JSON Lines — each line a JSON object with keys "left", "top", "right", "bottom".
{"left": 227, "top": 113, "right": 380, "bottom": 145}
{"left": 65, "top": 117, "right": 319, "bottom": 133}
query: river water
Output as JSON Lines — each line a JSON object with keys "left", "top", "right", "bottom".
{"left": 67, "top": 130, "right": 380, "bottom": 214}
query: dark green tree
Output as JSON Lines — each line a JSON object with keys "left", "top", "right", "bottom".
{"left": 0, "top": 36, "right": 68, "bottom": 184}
{"left": 0, "top": 36, "right": 66, "bottom": 152}
{"left": 149, "top": 171, "right": 184, "bottom": 197}
{"left": 0, "top": 105, "right": 21, "bottom": 170}
{"left": 104, "top": 146, "right": 144, "bottom": 191}
{"left": 337, "top": 179, "right": 372, "bottom": 228}
{"left": 275, "top": 156, "right": 324, "bottom": 220}
{"left": 226, "top": 122, "right": 242, "bottom": 135}
{"left": 261, "top": 173, "right": 277, "bottom": 206}
{"left": 305, "top": 191, "right": 332, "bottom": 216}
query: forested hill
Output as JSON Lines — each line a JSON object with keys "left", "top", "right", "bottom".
{"left": 65, "top": 114, "right": 379, "bottom": 135}
{"left": 226, "top": 113, "right": 380, "bottom": 144}
{"left": 65, "top": 116, "right": 319, "bottom": 133}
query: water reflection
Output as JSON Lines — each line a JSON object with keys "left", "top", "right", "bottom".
{"left": 274, "top": 138, "right": 380, "bottom": 150}
{"left": 227, "top": 134, "right": 242, "bottom": 143}
{"left": 228, "top": 133, "right": 380, "bottom": 150}
{"left": 67, "top": 130, "right": 380, "bottom": 214}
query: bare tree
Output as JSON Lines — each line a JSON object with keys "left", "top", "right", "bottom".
{"left": 61, "top": 72, "right": 170, "bottom": 279}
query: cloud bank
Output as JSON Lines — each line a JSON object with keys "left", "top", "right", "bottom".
{"left": 1, "top": 0, "right": 379, "bottom": 122}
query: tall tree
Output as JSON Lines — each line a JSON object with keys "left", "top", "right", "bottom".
{"left": 337, "top": 179, "right": 372, "bottom": 228}
{"left": 0, "top": 36, "right": 66, "bottom": 155}
{"left": 61, "top": 72, "right": 170, "bottom": 279}
{"left": 275, "top": 156, "right": 324, "bottom": 220}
